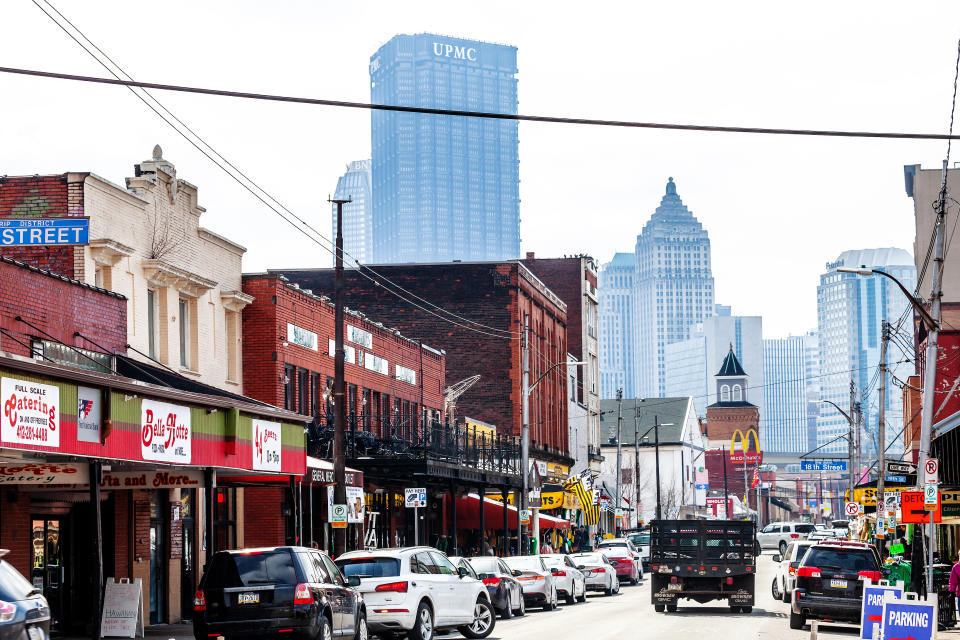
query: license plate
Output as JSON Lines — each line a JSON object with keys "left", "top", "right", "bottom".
{"left": 238, "top": 592, "right": 260, "bottom": 604}
{"left": 27, "top": 627, "right": 44, "bottom": 640}
{"left": 667, "top": 583, "right": 682, "bottom": 591}
{"left": 829, "top": 579, "right": 847, "bottom": 589}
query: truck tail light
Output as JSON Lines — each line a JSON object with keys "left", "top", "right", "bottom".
{"left": 797, "top": 567, "right": 821, "bottom": 578}
{"left": 670, "top": 576, "right": 678, "bottom": 584}
{"left": 726, "top": 577, "right": 734, "bottom": 585}
{"left": 790, "top": 534, "right": 800, "bottom": 539}
{"left": 375, "top": 581, "right": 409, "bottom": 593}
{"left": 294, "top": 583, "right": 312, "bottom": 605}
{"left": 193, "top": 590, "right": 206, "bottom": 611}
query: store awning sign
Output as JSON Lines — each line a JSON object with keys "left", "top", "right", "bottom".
{"left": 140, "top": 399, "right": 191, "bottom": 464}
{"left": 77, "top": 385, "right": 101, "bottom": 444}
{"left": 252, "top": 419, "right": 282, "bottom": 472}
{"left": 0, "top": 462, "right": 88, "bottom": 485}
{"left": 100, "top": 469, "right": 202, "bottom": 489}
{"left": 1, "top": 377, "right": 60, "bottom": 448}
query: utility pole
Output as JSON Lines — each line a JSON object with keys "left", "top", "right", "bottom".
{"left": 877, "top": 320, "right": 889, "bottom": 521}
{"left": 722, "top": 448, "right": 729, "bottom": 519}
{"left": 330, "top": 196, "right": 351, "bottom": 556}
{"left": 634, "top": 405, "right": 640, "bottom": 528}
{"left": 520, "top": 315, "right": 530, "bottom": 555}
{"left": 615, "top": 389, "right": 623, "bottom": 536}
{"left": 917, "top": 158, "right": 948, "bottom": 594}
{"left": 849, "top": 379, "right": 856, "bottom": 499}
{"left": 654, "top": 416, "right": 662, "bottom": 521}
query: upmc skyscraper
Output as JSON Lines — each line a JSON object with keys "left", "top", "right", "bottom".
{"left": 369, "top": 34, "right": 520, "bottom": 263}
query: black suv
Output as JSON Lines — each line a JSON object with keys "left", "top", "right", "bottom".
{"left": 193, "top": 547, "right": 366, "bottom": 640}
{"left": 790, "top": 541, "right": 882, "bottom": 630}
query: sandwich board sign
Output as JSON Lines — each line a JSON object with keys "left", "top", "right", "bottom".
{"left": 881, "top": 593, "right": 937, "bottom": 640}
{"left": 101, "top": 577, "right": 144, "bottom": 638}
{"left": 860, "top": 581, "right": 903, "bottom": 640}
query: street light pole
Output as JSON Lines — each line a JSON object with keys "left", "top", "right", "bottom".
{"left": 634, "top": 406, "right": 640, "bottom": 528}
{"left": 330, "top": 196, "right": 351, "bottom": 556}
{"left": 615, "top": 389, "right": 623, "bottom": 536}
{"left": 820, "top": 396, "right": 855, "bottom": 499}
{"left": 654, "top": 416, "right": 662, "bottom": 521}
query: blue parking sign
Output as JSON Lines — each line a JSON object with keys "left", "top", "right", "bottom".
{"left": 860, "top": 584, "right": 903, "bottom": 640}
{"left": 881, "top": 597, "right": 937, "bottom": 640}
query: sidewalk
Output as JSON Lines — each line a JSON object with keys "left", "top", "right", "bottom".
{"left": 62, "top": 623, "right": 195, "bottom": 640}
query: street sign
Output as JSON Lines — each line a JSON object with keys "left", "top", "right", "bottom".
{"left": 924, "top": 483, "right": 938, "bottom": 508}
{"left": 845, "top": 501, "right": 860, "bottom": 516}
{"left": 0, "top": 217, "right": 90, "bottom": 247}
{"left": 405, "top": 488, "right": 427, "bottom": 508}
{"left": 800, "top": 460, "right": 848, "bottom": 471}
{"left": 520, "top": 509, "right": 531, "bottom": 525}
{"left": 877, "top": 516, "right": 886, "bottom": 531}
{"left": 923, "top": 458, "right": 939, "bottom": 485}
{"left": 331, "top": 504, "right": 348, "bottom": 529}
{"left": 901, "top": 491, "right": 942, "bottom": 524}
{"left": 886, "top": 475, "right": 907, "bottom": 483}
{"left": 881, "top": 595, "right": 937, "bottom": 640}
{"left": 860, "top": 583, "right": 904, "bottom": 640}
{"left": 884, "top": 493, "right": 901, "bottom": 511}
{"left": 887, "top": 461, "right": 918, "bottom": 475}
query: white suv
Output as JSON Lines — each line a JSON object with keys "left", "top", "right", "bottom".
{"left": 756, "top": 522, "right": 818, "bottom": 555}
{"left": 336, "top": 546, "right": 495, "bottom": 640}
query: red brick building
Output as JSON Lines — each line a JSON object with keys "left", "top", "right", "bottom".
{"left": 273, "top": 261, "right": 571, "bottom": 464}
{"left": 241, "top": 273, "right": 446, "bottom": 423}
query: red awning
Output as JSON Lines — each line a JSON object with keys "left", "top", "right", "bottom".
{"left": 447, "top": 493, "right": 570, "bottom": 530}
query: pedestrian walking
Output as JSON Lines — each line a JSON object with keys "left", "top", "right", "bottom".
{"left": 542, "top": 538, "right": 554, "bottom": 554}
{"left": 948, "top": 550, "right": 960, "bottom": 616}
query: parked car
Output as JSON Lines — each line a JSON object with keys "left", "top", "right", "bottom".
{"left": 625, "top": 531, "right": 651, "bottom": 569}
{"left": 569, "top": 552, "right": 619, "bottom": 596}
{"left": 336, "top": 547, "right": 495, "bottom": 640}
{"left": 771, "top": 540, "right": 814, "bottom": 604}
{"left": 502, "top": 556, "right": 559, "bottom": 611}
{"left": 756, "top": 522, "right": 818, "bottom": 555}
{"left": 828, "top": 519, "right": 851, "bottom": 539}
{"left": 0, "top": 549, "right": 50, "bottom": 640}
{"left": 460, "top": 556, "right": 525, "bottom": 619}
{"left": 595, "top": 538, "right": 642, "bottom": 584}
{"left": 193, "top": 546, "right": 366, "bottom": 640}
{"left": 789, "top": 540, "right": 884, "bottom": 630}
{"left": 806, "top": 525, "right": 836, "bottom": 542}
{"left": 539, "top": 554, "right": 587, "bottom": 604}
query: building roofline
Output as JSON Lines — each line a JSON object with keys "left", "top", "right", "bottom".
{"left": 199, "top": 227, "right": 247, "bottom": 255}
{"left": 0, "top": 255, "right": 126, "bottom": 299}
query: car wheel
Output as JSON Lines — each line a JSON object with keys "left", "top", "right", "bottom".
{"left": 654, "top": 604, "right": 665, "bottom": 612}
{"left": 565, "top": 589, "right": 575, "bottom": 605}
{"left": 729, "top": 605, "right": 741, "bottom": 613}
{"left": 630, "top": 576, "right": 638, "bottom": 586}
{"left": 789, "top": 610, "right": 806, "bottom": 630}
{"left": 408, "top": 602, "right": 434, "bottom": 640}
{"left": 513, "top": 593, "right": 525, "bottom": 617}
{"left": 458, "top": 598, "right": 495, "bottom": 640}
{"left": 771, "top": 576, "right": 781, "bottom": 601}
{"left": 500, "top": 598, "right": 513, "bottom": 620}
{"left": 354, "top": 614, "right": 368, "bottom": 640}
{"left": 576, "top": 581, "right": 586, "bottom": 603}
{"left": 545, "top": 587, "right": 557, "bottom": 610}
{"left": 604, "top": 582, "right": 613, "bottom": 596}
{"left": 666, "top": 604, "right": 677, "bottom": 612}
{"left": 783, "top": 590, "right": 792, "bottom": 605}
{"left": 741, "top": 606, "right": 753, "bottom": 614}
{"left": 779, "top": 541, "right": 787, "bottom": 557}
{"left": 317, "top": 613, "right": 333, "bottom": 640}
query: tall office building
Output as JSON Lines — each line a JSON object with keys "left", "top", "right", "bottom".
{"left": 803, "top": 331, "right": 821, "bottom": 452}
{"left": 634, "top": 178, "right": 714, "bottom": 397}
{"left": 664, "top": 310, "right": 763, "bottom": 418}
{"left": 764, "top": 334, "right": 814, "bottom": 454}
{"left": 369, "top": 34, "right": 520, "bottom": 263}
{"left": 816, "top": 249, "right": 915, "bottom": 457}
{"left": 599, "top": 253, "right": 636, "bottom": 398}
{"left": 331, "top": 160, "right": 372, "bottom": 266}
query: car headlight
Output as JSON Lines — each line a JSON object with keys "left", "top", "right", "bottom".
{"left": 0, "top": 601, "right": 16, "bottom": 623}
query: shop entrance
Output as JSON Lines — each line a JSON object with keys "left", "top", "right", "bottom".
{"left": 30, "top": 518, "right": 64, "bottom": 633}
{"left": 149, "top": 493, "right": 166, "bottom": 625}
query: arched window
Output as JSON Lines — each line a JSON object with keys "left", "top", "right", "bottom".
{"left": 720, "top": 384, "right": 730, "bottom": 402}
{"left": 733, "top": 385, "right": 742, "bottom": 402}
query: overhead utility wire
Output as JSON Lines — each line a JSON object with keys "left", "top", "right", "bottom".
{"left": 3, "top": 65, "right": 960, "bottom": 141}
{"left": 28, "top": 0, "right": 518, "bottom": 341}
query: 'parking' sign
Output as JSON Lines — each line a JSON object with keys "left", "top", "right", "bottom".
{"left": 860, "top": 582, "right": 903, "bottom": 640}
{"left": 881, "top": 595, "right": 937, "bottom": 640}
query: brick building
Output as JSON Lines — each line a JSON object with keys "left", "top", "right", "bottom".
{"left": 0, "top": 257, "right": 306, "bottom": 632}
{"left": 274, "top": 261, "right": 571, "bottom": 464}
{"left": 0, "top": 146, "right": 253, "bottom": 393}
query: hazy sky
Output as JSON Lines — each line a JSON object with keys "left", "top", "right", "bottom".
{"left": 3, "top": 1, "right": 959, "bottom": 338}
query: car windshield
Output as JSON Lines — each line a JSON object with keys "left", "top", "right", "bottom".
{"left": 337, "top": 557, "right": 401, "bottom": 579}
{"left": 540, "top": 556, "right": 564, "bottom": 567}
{"left": 0, "top": 559, "right": 35, "bottom": 601}
{"left": 505, "top": 557, "right": 543, "bottom": 572}
{"left": 628, "top": 534, "right": 650, "bottom": 545}
{"left": 572, "top": 553, "right": 603, "bottom": 565}
{"left": 803, "top": 548, "right": 877, "bottom": 572}
{"left": 204, "top": 551, "right": 299, "bottom": 588}
{"left": 467, "top": 557, "right": 500, "bottom": 574}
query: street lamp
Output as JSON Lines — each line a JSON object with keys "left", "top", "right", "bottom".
{"left": 522, "top": 357, "right": 585, "bottom": 554}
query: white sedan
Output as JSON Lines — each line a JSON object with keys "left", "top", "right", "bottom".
{"left": 570, "top": 552, "right": 619, "bottom": 596}
{"left": 539, "top": 554, "right": 587, "bottom": 604}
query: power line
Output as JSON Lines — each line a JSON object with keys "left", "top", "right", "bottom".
{"left": 3, "top": 64, "right": 960, "bottom": 141}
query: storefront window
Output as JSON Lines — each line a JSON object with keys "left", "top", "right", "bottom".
{"left": 214, "top": 488, "right": 237, "bottom": 551}
{"left": 284, "top": 364, "right": 296, "bottom": 410}
{"left": 298, "top": 368, "right": 309, "bottom": 415}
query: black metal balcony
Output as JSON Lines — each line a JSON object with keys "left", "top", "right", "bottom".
{"left": 306, "top": 412, "right": 521, "bottom": 476}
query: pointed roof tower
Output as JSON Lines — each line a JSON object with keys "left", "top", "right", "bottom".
{"left": 717, "top": 343, "right": 747, "bottom": 377}
{"left": 708, "top": 344, "right": 755, "bottom": 407}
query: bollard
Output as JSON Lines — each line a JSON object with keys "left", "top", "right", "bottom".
{"left": 809, "top": 619, "right": 818, "bottom": 640}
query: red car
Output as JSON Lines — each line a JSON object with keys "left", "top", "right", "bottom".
{"left": 596, "top": 539, "right": 641, "bottom": 585}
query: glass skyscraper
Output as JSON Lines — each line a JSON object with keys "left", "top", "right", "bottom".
{"left": 763, "top": 333, "right": 817, "bottom": 454}
{"left": 331, "top": 159, "right": 372, "bottom": 267}
{"left": 599, "top": 252, "right": 636, "bottom": 398}
{"left": 816, "top": 248, "right": 915, "bottom": 457}
{"left": 369, "top": 34, "right": 520, "bottom": 263}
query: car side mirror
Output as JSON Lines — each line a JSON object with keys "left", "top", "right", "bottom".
{"left": 550, "top": 568, "right": 559, "bottom": 575}
{"left": 577, "top": 565, "right": 585, "bottom": 570}
{"left": 347, "top": 575, "right": 361, "bottom": 587}
{"left": 772, "top": 555, "right": 781, "bottom": 563}
{"left": 458, "top": 567, "right": 470, "bottom": 579}
{"left": 512, "top": 570, "right": 522, "bottom": 577}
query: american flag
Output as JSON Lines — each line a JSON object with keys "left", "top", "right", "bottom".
{"left": 78, "top": 398, "right": 94, "bottom": 419}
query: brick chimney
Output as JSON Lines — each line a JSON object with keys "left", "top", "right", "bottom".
{"left": 526, "top": 251, "right": 535, "bottom": 260}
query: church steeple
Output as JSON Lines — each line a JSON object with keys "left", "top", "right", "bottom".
{"left": 712, "top": 344, "right": 753, "bottom": 405}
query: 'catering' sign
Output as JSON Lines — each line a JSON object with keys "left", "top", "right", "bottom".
{"left": 1, "top": 377, "right": 60, "bottom": 447}
{"left": 140, "top": 399, "right": 191, "bottom": 464}
{"left": 252, "top": 419, "right": 282, "bottom": 472}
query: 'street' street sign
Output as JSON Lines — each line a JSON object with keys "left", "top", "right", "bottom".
{"left": 887, "top": 461, "right": 917, "bottom": 475}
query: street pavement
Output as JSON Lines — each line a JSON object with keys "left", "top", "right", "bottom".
{"left": 447, "top": 551, "right": 870, "bottom": 640}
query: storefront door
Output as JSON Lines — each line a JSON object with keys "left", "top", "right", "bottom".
{"left": 179, "top": 490, "right": 196, "bottom": 620}
{"left": 30, "top": 518, "right": 64, "bottom": 633}
{"left": 149, "top": 494, "right": 166, "bottom": 625}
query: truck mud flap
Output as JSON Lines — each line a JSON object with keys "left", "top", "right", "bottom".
{"left": 729, "top": 589, "right": 754, "bottom": 605}
{"left": 652, "top": 588, "right": 677, "bottom": 604}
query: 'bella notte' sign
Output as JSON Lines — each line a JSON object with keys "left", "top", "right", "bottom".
{"left": 140, "top": 399, "right": 191, "bottom": 464}
{"left": 1, "top": 377, "right": 59, "bottom": 447}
